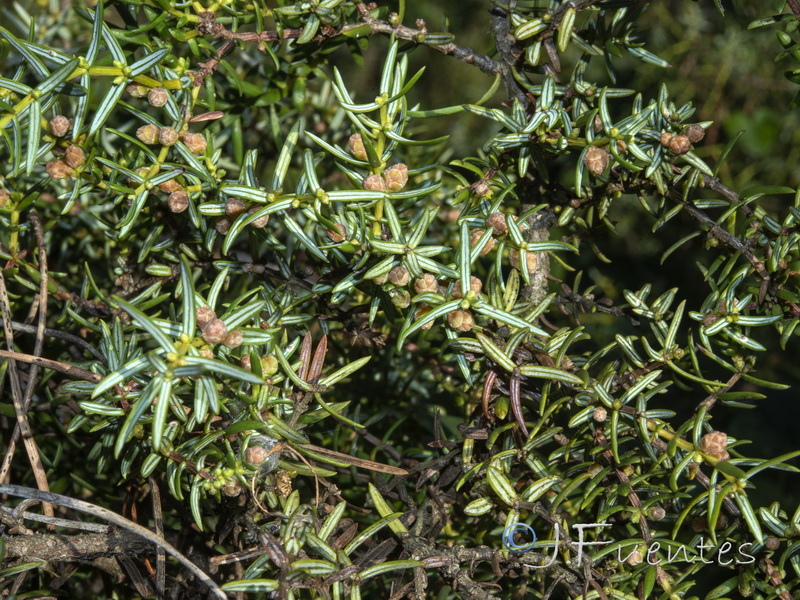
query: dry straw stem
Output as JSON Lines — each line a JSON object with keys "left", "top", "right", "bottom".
{"left": 0, "top": 213, "right": 53, "bottom": 519}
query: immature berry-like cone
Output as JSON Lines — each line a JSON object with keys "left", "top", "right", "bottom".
{"left": 616, "top": 139, "right": 628, "bottom": 153}
{"left": 416, "top": 305, "right": 434, "bottom": 330}
{"left": 592, "top": 406, "right": 607, "bottom": 422}
{"left": 167, "top": 190, "right": 189, "bottom": 213}
{"left": 660, "top": 132, "right": 674, "bottom": 147}
{"left": 182, "top": 132, "right": 207, "bottom": 156}
{"left": 46, "top": 160, "right": 73, "bottom": 180}
{"left": 221, "top": 481, "right": 243, "bottom": 497}
{"left": 49, "top": 115, "right": 71, "bottom": 138}
{"left": 685, "top": 124, "right": 705, "bottom": 143}
{"left": 700, "top": 431, "right": 728, "bottom": 460}
{"left": 388, "top": 266, "right": 410, "bottom": 287}
{"left": 64, "top": 145, "right": 86, "bottom": 169}
{"left": 239, "top": 354, "right": 252, "bottom": 371}
{"left": 649, "top": 506, "right": 666, "bottom": 521}
{"left": 372, "top": 272, "right": 389, "bottom": 285}
{"left": 587, "top": 463, "right": 603, "bottom": 477}
{"left": 215, "top": 216, "right": 232, "bottom": 235}
{"left": 148, "top": 87, "right": 169, "bottom": 107}
{"left": 348, "top": 133, "right": 367, "bottom": 160}
{"left": 691, "top": 517, "right": 707, "bottom": 533}
{"left": 509, "top": 250, "right": 537, "bottom": 274}
{"left": 126, "top": 83, "right": 148, "bottom": 98}
{"left": 327, "top": 223, "right": 346, "bottom": 242}
{"left": 668, "top": 135, "right": 691, "bottom": 155}
{"left": 247, "top": 206, "right": 269, "bottom": 228}
{"left": 245, "top": 445, "right": 268, "bottom": 466}
{"left": 362, "top": 174, "right": 386, "bottom": 192}
{"left": 584, "top": 146, "right": 609, "bottom": 175}
{"left": 225, "top": 198, "right": 246, "bottom": 217}
{"left": 765, "top": 537, "right": 781, "bottom": 551}
{"left": 136, "top": 124, "right": 160, "bottom": 145}
{"left": 262, "top": 354, "right": 279, "bottom": 376}
{"left": 159, "top": 127, "right": 179, "bottom": 146}
{"left": 448, "top": 309, "right": 474, "bottom": 332}
{"left": 129, "top": 166, "right": 151, "bottom": 187}
{"left": 414, "top": 273, "right": 438, "bottom": 294}
{"left": 202, "top": 318, "right": 228, "bottom": 344}
{"left": 243, "top": 263, "right": 266, "bottom": 275}
{"left": 384, "top": 163, "right": 408, "bottom": 192}
{"left": 470, "top": 229, "right": 494, "bottom": 255}
{"left": 452, "top": 276, "right": 482, "bottom": 298}
{"left": 626, "top": 547, "right": 644, "bottom": 566}
{"left": 158, "top": 178, "right": 182, "bottom": 194}
{"left": 472, "top": 180, "right": 491, "bottom": 198}
{"left": 486, "top": 212, "right": 508, "bottom": 236}
{"left": 0, "top": 189, "right": 9, "bottom": 207}
{"left": 391, "top": 289, "right": 411, "bottom": 309}
{"left": 196, "top": 306, "right": 216, "bottom": 328}
{"left": 223, "top": 329, "right": 243, "bottom": 348}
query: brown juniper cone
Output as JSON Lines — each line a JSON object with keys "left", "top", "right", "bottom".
{"left": 136, "top": 124, "right": 160, "bottom": 145}
{"left": 415, "top": 305, "right": 434, "bottom": 329}
{"left": 486, "top": 212, "right": 508, "bottom": 236}
{"left": 64, "top": 145, "right": 86, "bottom": 169}
{"left": 470, "top": 229, "right": 494, "bottom": 255}
{"left": 247, "top": 206, "right": 269, "bottom": 228}
{"left": 126, "top": 83, "right": 148, "bottom": 98}
{"left": 327, "top": 223, "right": 347, "bottom": 242}
{"left": 362, "top": 173, "right": 386, "bottom": 192}
{"left": 348, "top": 133, "right": 367, "bottom": 160}
{"left": 700, "top": 430, "right": 729, "bottom": 461}
{"left": 414, "top": 273, "right": 438, "bottom": 294}
{"left": 202, "top": 318, "right": 228, "bottom": 344}
{"left": 167, "top": 190, "right": 189, "bottom": 213}
{"left": 685, "top": 124, "right": 705, "bottom": 143}
{"left": 584, "top": 146, "right": 610, "bottom": 175}
{"left": 158, "top": 178, "right": 182, "bottom": 194}
{"left": 447, "top": 309, "right": 474, "bottom": 332}
{"left": 225, "top": 197, "right": 246, "bottom": 217}
{"left": 49, "top": 115, "right": 71, "bottom": 138}
{"left": 452, "top": 276, "right": 482, "bottom": 298}
{"left": 223, "top": 329, "right": 243, "bottom": 348}
{"left": 196, "top": 306, "right": 216, "bottom": 328}
{"left": 668, "top": 135, "right": 691, "bottom": 155}
{"left": 383, "top": 163, "right": 408, "bottom": 192}
{"left": 45, "top": 160, "right": 72, "bottom": 179}
{"left": 388, "top": 266, "right": 410, "bottom": 287}
{"left": 182, "top": 132, "right": 207, "bottom": 155}
{"left": 147, "top": 87, "right": 169, "bottom": 107}
{"left": 159, "top": 127, "right": 179, "bottom": 146}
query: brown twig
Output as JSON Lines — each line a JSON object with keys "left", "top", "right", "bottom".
{"left": 8, "top": 320, "right": 106, "bottom": 364}
{"left": 149, "top": 477, "right": 166, "bottom": 598}
{"left": 193, "top": 8, "right": 503, "bottom": 83}
{"left": 0, "top": 349, "right": 102, "bottom": 383}
{"left": 679, "top": 200, "right": 771, "bottom": 300}
{"left": 0, "top": 267, "right": 54, "bottom": 520}
{"left": 696, "top": 372, "right": 741, "bottom": 413}
{"left": 788, "top": 0, "right": 800, "bottom": 21}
